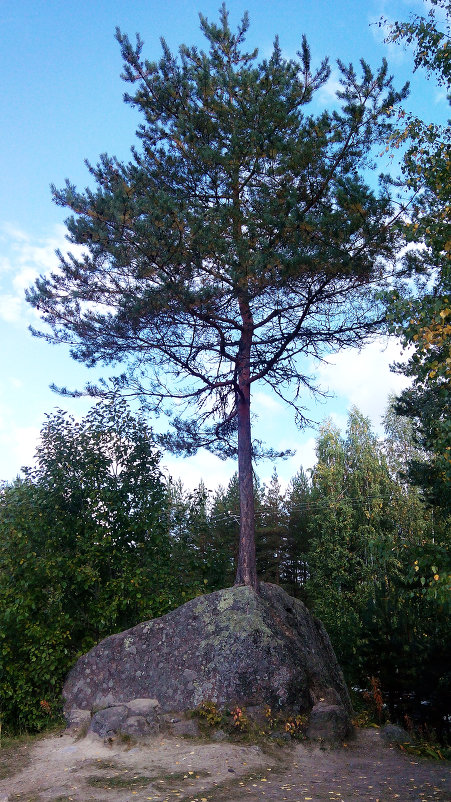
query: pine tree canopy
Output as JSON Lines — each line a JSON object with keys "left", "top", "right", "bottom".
{"left": 27, "top": 5, "right": 409, "bottom": 587}
{"left": 27, "top": 5, "right": 408, "bottom": 459}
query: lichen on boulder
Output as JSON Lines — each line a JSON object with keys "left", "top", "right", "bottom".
{"left": 63, "top": 582, "right": 352, "bottom": 738}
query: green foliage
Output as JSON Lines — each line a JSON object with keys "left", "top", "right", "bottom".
{"left": 167, "top": 476, "right": 237, "bottom": 592}
{"left": 209, "top": 474, "right": 240, "bottom": 588}
{"left": 283, "top": 468, "right": 311, "bottom": 597}
{"left": 27, "top": 7, "right": 408, "bottom": 452}
{"left": 306, "top": 411, "right": 389, "bottom": 676}
{"left": 397, "top": 737, "right": 451, "bottom": 761}
{"left": 383, "top": 0, "right": 451, "bottom": 508}
{"left": 0, "top": 401, "right": 195, "bottom": 733}
{"left": 302, "top": 406, "right": 450, "bottom": 735}
{"left": 193, "top": 701, "right": 308, "bottom": 740}
{"left": 283, "top": 713, "right": 308, "bottom": 740}
{"left": 192, "top": 701, "right": 252, "bottom": 735}
{"left": 193, "top": 700, "right": 223, "bottom": 728}
{"left": 385, "top": 0, "right": 450, "bottom": 87}
{"left": 0, "top": 477, "right": 74, "bottom": 732}
{"left": 1, "top": 396, "right": 448, "bottom": 738}
{"left": 229, "top": 705, "right": 251, "bottom": 732}
{"left": 256, "top": 470, "right": 287, "bottom": 584}
{"left": 24, "top": 6, "right": 414, "bottom": 588}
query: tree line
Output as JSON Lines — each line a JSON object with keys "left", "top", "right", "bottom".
{"left": 1, "top": 400, "right": 449, "bottom": 734}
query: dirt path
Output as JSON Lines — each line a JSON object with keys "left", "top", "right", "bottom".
{"left": 0, "top": 728, "right": 450, "bottom": 802}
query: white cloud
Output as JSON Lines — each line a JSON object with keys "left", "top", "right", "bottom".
{"left": 0, "top": 222, "right": 29, "bottom": 242}
{"left": 9, "top": 425, "right": 40, "bottom": 473}
{"left": 0, "top": 294, "right": 22, "bottom": 323}
{"left": 329, "top": 411, "right": 349, "bottom": 433}
{"left": 317, "top": 70, "right": 342, "bottom": 105}
{"left": 12, "top": 266, "right": 40, "bottom": 294}
{"left": 268, "top": 435, "right": 318, "bottom": 488}
{"left": 0, "top": 222, "right": 73, "bottom": 326}
{"left": 315, "top": 337, "right": 411, "bottom": 433}
{"left": 434, "top": 87, "right": 448, "bottom": 105}
{"left": 253, "top": 391, "right": 284, "bottom": 413}
{"left": 0, "top": 256, "right": 13, "bottom": 274}
{"left": 162, "top": 449, "right": 236, "bottom": 492}
{"left": 0, "top": 420, "right": 40, "bottom": 479}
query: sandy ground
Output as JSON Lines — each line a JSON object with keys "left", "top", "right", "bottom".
{"left": 0, "top": 728, "right": 450, "bottom": 802}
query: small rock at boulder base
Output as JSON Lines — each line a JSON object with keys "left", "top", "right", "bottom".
{"left": 63, "top": 583, "right": 352, "bottom": 738}
{"left": 90, "top": 705, "right": 129, "bottom": 738}
{"left": 306, "top": 702, "right": 351, "bottom": 741}
{"left": 380, "top": 724, "right": 413, "bottom": 745}
{"left": 167, "top": 718, "right": 201, "bottom": 738}
{"left": 66, "top": 708, "right": 91, "bottom": 731}
{"left": 88, "top": 698, "right": 161, "bottom": 738}
{"left": 119, "top": 714, "right": 160, "bottom": 737}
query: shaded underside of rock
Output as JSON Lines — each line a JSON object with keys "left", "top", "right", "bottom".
{"left": 63, "top": 583, "right": 352, "bottom": 722}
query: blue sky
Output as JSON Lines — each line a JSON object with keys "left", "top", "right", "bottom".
{"left": 0, "top": 0, "right": 446, "bottom": 490}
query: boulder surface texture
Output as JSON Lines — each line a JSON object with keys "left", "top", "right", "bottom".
{"left": 63, "top": 583, "right": 352, "bottom": 724}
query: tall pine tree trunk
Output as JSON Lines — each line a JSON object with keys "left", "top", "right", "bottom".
{"left": 234, "top": 321, "right": 258, "bottom": 590}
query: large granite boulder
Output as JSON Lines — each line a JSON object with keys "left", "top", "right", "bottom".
{"left": 63, "top": 583, "right": 352, "bottom": 735}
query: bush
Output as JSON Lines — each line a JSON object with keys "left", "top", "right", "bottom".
{"left": 0, "top": 402, "right": 199, "bottom": 732}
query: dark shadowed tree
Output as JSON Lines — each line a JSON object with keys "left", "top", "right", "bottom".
{"left": 27, "top": 6, "right": 408, "bottom": 589}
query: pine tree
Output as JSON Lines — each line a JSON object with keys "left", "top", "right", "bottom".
{"left": 27, "top": 6, "right": 408, "bottom": 589}
{"left": 284, "top": 467, "right": 312, "bottom": 596}
{"left": 185, "top": 479, "right": 230, "bottom": 589}
{"left": 209, "top": 473, "right": 240, "bottom": 587}
{"left": 167, "top": 479, "right": 207, "bottom": 594}
{"left": 256, "top": 469, "right": 287, "bottom": 583}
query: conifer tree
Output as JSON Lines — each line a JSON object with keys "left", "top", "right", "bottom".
{"left": 284, "top": 467, "right": 312, "bottom": 595}
{"left": 209, "top": 474, "right": 240, "bottom": 586}
{"left": 256, "top": 469, "right": 287, "bottom": 583}
{"left": 27, "top": 6, "right": 408, "bottom": 589}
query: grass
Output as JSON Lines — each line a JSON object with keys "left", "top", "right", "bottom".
{"left": 397, "top": 739, "right": 451, "bottom": 761}
{"left": 0, "top": 723, "right": 70, "bottom": 793}
{"left": 0, "top": 733, "right": 36, "bottom": 781}
{"left": 9, "top": 787, "right": 81, "bottom": 802}
{"left": 0, "top": 723, "right": 66, "bottom": 782}
{"left": 87, "top": 772, "right": 154, "bottom": 789}
{"left": 8, "top": 795, "right": 40, "bottom": 802}
{"left": 86, "top": 766, "right": 211, "bottom": 791}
